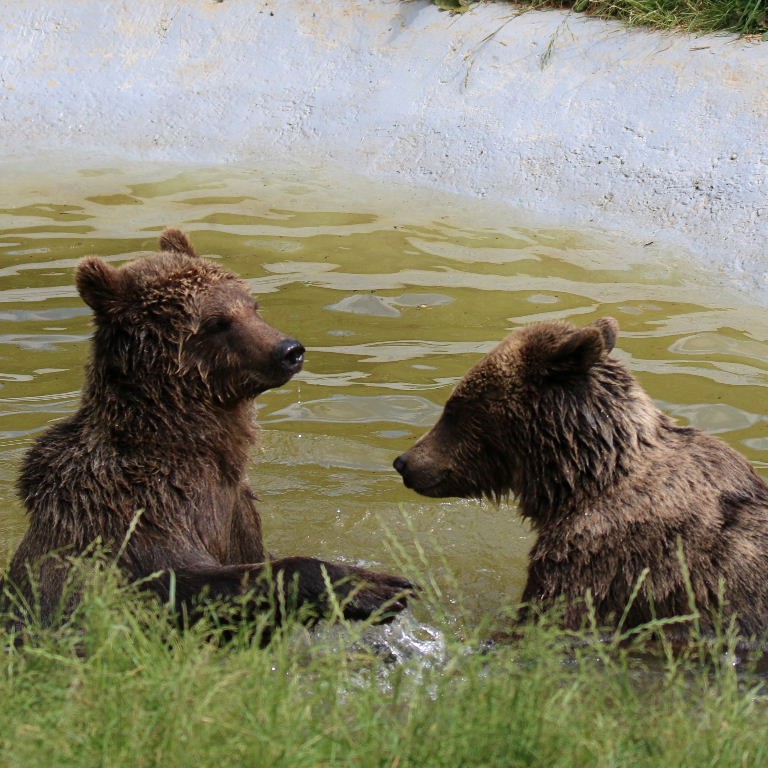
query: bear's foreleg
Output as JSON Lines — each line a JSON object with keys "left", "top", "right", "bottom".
{"left": 143, "top": 556, "right": 414, "bottom": 626}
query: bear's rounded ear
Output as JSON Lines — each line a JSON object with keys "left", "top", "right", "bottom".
{"left": 590, "top": 317, "right": 619, "bottom": 354}
{"left": 546, "top": 326, "right": 607, "bottom": 376}
{"left": 76, "top": 258, "right": 128, "bottom": 314}
{"left": 159, "top": 228, "right": 197, "bottom": 257}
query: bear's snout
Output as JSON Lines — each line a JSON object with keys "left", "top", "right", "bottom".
{"left": 393, "top": 453, "right": 407, "bottom": 478}
{"left": 393, "top": 453, "right": 418, "bottom": 490}
{"left": 273, "top": 338, "right": 305, "bottom": 374}
{"left": 393, "top": 451, "right": 429, "bottom": 492}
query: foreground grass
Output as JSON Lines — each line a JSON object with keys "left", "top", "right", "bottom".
{"left": 435, "top": 0, "right": 768, "bottom": 36}
{"left": 1, "top": 567, "right": 768, "bottom": 767}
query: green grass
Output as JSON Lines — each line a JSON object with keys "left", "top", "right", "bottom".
{"left": 1, "top": 559, "right": 768, "bottom": 768}
{"left": 434, "top": 0, "right": 768, "bottom": 36}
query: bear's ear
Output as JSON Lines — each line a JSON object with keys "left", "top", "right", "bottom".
{"left": 590, "top": 317, "right": 619, "bottom": 354}
{"left": 159, "top": 228, "right": 197, "bottom": 257}
{"left": 76, "top": 258, "right": 129, "bottom": 314}
{"left": 545, "top": 326, "right": 607, "bottom": 376}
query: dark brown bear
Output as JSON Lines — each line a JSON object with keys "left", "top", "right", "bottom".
{"left": 7, "top": 229, "right": 411, "bottom": 628}
{"left": 394, "top": 317, "right": 768, "bottom": 637}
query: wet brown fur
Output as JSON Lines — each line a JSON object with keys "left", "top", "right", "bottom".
{"left": 395, "top": 317, "right": 768, "bottom": 637}
{"left": 7, "top": 230, "right": 411, "bottom": 628}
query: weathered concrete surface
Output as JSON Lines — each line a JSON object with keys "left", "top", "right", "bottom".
{"left": 1, "top": 1, "right": 766, "bottom": 299}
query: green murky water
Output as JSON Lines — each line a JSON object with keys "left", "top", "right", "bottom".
{"left": 1, "top": 161, "right": 767, "bottom": 624}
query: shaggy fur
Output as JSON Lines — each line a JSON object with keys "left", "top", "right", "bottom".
{"left": 7, "top": 230, "right": 411, "bottom": 627}
{"left": 394, "top": 317, "right": 768, "bottom": 637}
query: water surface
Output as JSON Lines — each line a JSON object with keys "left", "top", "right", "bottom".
{"left": 1, "top": 160, "right": 767, "bottom": 626}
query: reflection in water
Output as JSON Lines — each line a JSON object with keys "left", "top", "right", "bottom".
{"left": 0, "top": 160, "right": 766, "bottom": 631}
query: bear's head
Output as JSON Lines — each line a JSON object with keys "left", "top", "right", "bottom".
{"left": 75, "top": 229, "right": 304, "bottom": 406}
{"left": 394, "top": 317, "right": 658, "bottom": 521}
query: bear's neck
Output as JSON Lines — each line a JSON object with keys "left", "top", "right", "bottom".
{"left": 80, "top": 370, "right": 257, "bottom": 475}
{"left": 516, "top": 388, "right": 662, "bottom": 528}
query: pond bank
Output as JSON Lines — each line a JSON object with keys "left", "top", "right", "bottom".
{"left": 1, "top": 1, "right": 766, "bottom": 301}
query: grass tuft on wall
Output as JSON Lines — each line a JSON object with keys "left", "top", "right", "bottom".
{"left": 434, "top": 0, "right": 768, "bottom": 36}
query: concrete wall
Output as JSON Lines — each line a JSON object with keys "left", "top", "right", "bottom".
{"left": 1, "top": 1, "right": 766, "bottom": 300}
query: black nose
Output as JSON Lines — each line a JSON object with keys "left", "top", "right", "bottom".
{"left": 274, "top": 338, "right": 305, "bottom": 373}
{"left": 393, "top": 455, "right": 407, "bottom": 475}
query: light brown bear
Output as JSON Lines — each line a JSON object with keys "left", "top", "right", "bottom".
{"left": 7, "top": 229, "right": 411, "bottom": 629}
{"left": 394, "top": 317, "right": 768, "bottom": 637}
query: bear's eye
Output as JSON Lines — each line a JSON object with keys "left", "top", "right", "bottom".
{"left": 202, "top": 316, "right": 232, "bottom": 334}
